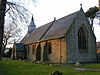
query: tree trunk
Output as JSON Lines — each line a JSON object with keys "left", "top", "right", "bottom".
{"left": 2, "top": 44, "right": 6, "bottom": 57}
{"left": 0, "top": 0, "right": 7, "bottom": 60}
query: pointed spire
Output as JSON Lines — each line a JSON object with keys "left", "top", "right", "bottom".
{"left": 30, "top": 16, "right": 36, "bottom": 27}
{"left": 28, "top": 16, "right": 36, "bottom": 34}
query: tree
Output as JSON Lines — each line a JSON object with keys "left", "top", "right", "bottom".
{"left": 0, "top": 0, "right": 7, "bottom": 60}
{"left": 0, "top": 0, "right": 30, "bottom": 58}
{"left": 85, "top": 6, "right": 99, "bottom": 30}
{"left": 0, "top": 0, "right": 37, "bottom": 60}
{"left": 3, "top": 1, "right": 31, "bottom": 47}
{"left": 2, "top": 22, "right": 22, "bottom": 56}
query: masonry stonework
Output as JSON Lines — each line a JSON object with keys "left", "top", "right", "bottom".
{"left": 66, "top": 9, "right": 96, "bottom": 63}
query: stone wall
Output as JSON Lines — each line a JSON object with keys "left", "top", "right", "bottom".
{"left": 26, "top": 38, "right": 67, "bottom": 63}
{"left": 47, "top": 38, "right": 67, "bottom": 63}
{"left": 11, "top": 45, "right": 16, "bottom": 59}
{"left": 66, "top": 9, "right": 96, "bottom": 63}
{"left": 26, "top": 43, "right": 39, "bottom": 61}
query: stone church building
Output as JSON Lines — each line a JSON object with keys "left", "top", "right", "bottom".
{"left": 14, "top": 8, "right": 96, "bottom": 63}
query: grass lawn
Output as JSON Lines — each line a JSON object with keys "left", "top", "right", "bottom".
{"left": 0, "top": 60, "right": 100, "bottom": 75}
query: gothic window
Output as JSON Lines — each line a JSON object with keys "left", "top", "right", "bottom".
{"left": 78, "top": 26, "right": 87, "bottom": 51}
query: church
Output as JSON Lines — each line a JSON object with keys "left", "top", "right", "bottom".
{"left": 13, "top": 7, "right": 97, "bottom": 63}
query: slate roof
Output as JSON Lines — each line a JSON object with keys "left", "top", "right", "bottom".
{"left": 20, "top": 9, "right": 81, "bottom": 44}
{"left": 20, "top": 22, "right": 54, "bottom": 44}
{"left": 41, "top": 11, "right": 79, "bottom": 41}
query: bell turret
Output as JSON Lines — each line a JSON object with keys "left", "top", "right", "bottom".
{"left": 28, "top": 16, "right": 36, "bottom": 33}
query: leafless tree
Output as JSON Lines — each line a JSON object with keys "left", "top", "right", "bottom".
{"left": 0, "top": 0, "right": 37, "bottom": 59}
{"left": 0, "top": 0, "right": 7, "bottom": 60}
{"left": 3, "top": 22, "right": 22, "bottom": 56}
{"left": 2, "top": 1, "right": 30, "bottom": 56}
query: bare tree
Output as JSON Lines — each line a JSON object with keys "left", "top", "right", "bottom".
{"left": 1, "top": 1, "right": 30, "bottom": 57}
{"left": 0, "top": 0, "right": 37, "bottom": 59}
{"left": 3, "top": 22, "right": 22, "bottom": 56}
{"left": 0, "top": 0, "right": 7, "bottom": 60}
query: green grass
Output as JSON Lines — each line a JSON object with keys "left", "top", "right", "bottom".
{"left": 0, "top": 60, "right": 100, "bottom": 75}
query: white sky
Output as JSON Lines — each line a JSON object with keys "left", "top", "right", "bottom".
{"left": 9, "top": 0, "right": 100, "bottom": 42}
{"left": 28, "top": 0, "right": 98, "bottom": 26}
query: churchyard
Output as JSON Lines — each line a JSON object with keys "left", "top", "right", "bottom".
{"left": 0, "top": 60, "right": 100, "bottom": 75}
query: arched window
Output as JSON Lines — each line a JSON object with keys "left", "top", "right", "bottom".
{"left": 78, "top": 26, "right": 87, "bottom": 51}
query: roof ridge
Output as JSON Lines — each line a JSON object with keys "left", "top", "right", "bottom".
{"left": 56, "top": 10, "right": 79, "bottom": 21}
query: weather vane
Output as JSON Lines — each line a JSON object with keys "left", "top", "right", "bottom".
{"left": 80, "top": 4, "right": 82, "bottom": 7}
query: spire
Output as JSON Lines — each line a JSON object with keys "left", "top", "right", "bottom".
{"left": 28, "top": 16, "right": 36, "bottom": 34}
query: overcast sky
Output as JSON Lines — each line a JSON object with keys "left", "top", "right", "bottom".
{"left": 8, "top": 0, "right": 100, "bottom": 42}
{"left": 28, "top": 0, "right": 98, "bottom": 26}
